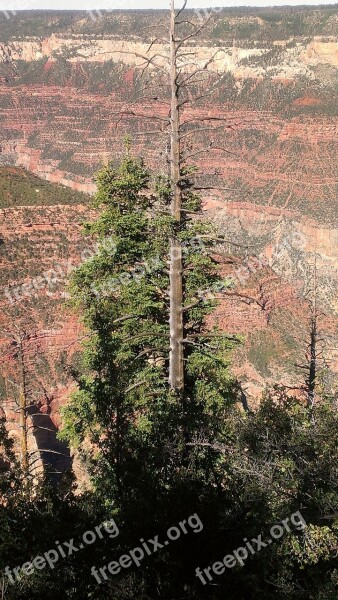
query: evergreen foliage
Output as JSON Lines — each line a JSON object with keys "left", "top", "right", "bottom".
{"left": 58, "top": 156, "right": 337, "bottom": 599}
{"left": 0, "top": 157, "right": 336, "bottom": 600}
{"left": 61, "top": 153, "right": 237, "bottom": 515}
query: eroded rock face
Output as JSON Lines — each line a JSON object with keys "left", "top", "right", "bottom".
{"left": 0, "top": 8, "right": 337, "bottom": 456}
{"left": 0, "top": 9, "right": 337, "bottom": 197}
{"left": 0, "top": 168, "right": 92, "bottom": 477}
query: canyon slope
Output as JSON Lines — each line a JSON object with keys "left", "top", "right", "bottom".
{"left": 0, "top": 167, "right": 90, "bottom": 477}
{"left": 0, "top": 7, "right": 337, "bottom": 469}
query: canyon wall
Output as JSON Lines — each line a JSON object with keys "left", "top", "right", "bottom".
{"left": 0, "top": 167, "right": 91, "bottom": 477}
{"left": 0, "top": 7, "right": 337, "bottom": 466}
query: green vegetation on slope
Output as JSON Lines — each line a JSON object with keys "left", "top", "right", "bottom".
{"left": 0, "top": 6, "right": 337, "bottom": 43}
{"left": 0, "top": 167, "right": 86, "bottom": 208}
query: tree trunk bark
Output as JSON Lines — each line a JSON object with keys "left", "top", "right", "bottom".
{"left": 307, "top": 315, "right": 317, "bottom": 409}
{"left": 169, "top": 0, "right": 184, "bottom": 391}
{"left": 307, "top": 261, "right": 318, "bottom": 410}
{"left": 18, "top": 336, "right": 29, "bottom": 479}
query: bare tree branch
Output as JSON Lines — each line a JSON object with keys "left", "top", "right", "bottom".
{"left": 178, "top": 50, "right": 222, "bottom": 85}
{"left": 112, "top": 110, "right": 170, "bottom": 124}
{"left": 175, "top": 15, "right": 212, "bottom": 49}
{"left": 175, "top": 0, "right": 188, "bottom": 21}
{"left": 182, "top": 144, "right": 235, "bottom": 162}
{"left": 114, "top": 51, "right": 169, "bottom": 75}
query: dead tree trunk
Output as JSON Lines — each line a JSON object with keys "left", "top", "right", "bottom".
{"left": 306, "top": 261, "right": 318, "bottom": 409}
{"left": 307, "top": 314, "right": 317, "bottom": 409}
{"left": 0, "top": 327, "right": 29, "bottom": 482}
{"left": 169, "top": 0, "right": 184, "bottom": 391}
{"left": 113, "top": 0, "right": 235, "bottom": 390}
{"left": 17, "top": 334, "right": 29, "bottom": 480}
{"left": 296, "top": 259, "right": 322, "bottom": 410}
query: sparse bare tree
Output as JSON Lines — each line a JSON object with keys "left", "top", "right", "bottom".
{"left": 295, "top": 258, "right": 329, "bottom": 409}
{"left": 0, "top": 325, "right": 69, "bottom": 489}
{"left": 0, "top": 326, "right": 30, "bottom": 480}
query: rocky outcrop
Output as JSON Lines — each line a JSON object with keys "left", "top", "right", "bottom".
{"left": 1, "top": 35, "right": 337, "bottom": 76}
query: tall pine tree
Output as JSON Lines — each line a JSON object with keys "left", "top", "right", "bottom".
{"left": 62, "top": 152, "right": 237, "bottom": 506}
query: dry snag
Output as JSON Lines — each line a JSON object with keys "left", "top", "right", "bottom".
{"left": 114, "top": 1, "right": 235, "bottom": 392}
